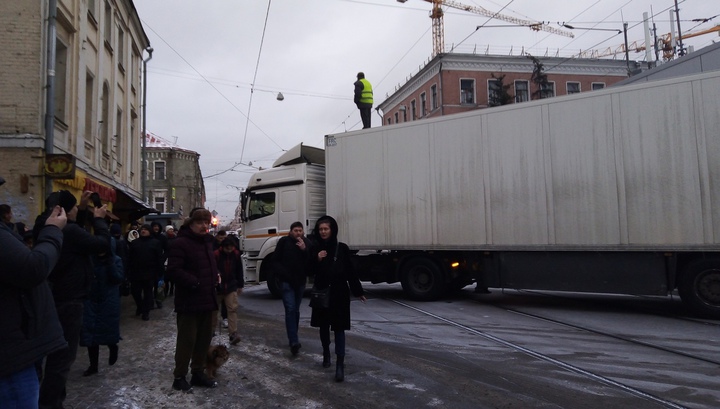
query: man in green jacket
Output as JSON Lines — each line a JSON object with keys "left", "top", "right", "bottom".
{"left": 354, "top": 72, "right": 373, "bottom": 129}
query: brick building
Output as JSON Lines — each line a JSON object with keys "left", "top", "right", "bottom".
{"left": 378, "top": 53, "right": 640, "bottom": 125}
{"left": 145, "top": 133, "right": 205, "bottom": 223}
{"left": 0, "top": 0, "right": 153, "bottom": 226}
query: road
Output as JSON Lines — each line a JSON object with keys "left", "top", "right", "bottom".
{"left": 65, "top": 283, "right": 720, "bottom": 408}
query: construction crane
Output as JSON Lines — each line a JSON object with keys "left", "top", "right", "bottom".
{"left": 578, "top": 25, "right": 720, "bottom": 60}
{"left": 398, "top": 0, "right": 574, "bottom": 56}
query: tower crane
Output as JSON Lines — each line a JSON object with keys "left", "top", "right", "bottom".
{"left": 399, "top": 0, "right": 574, "bottom": 56}
{"left": 577, "top": 25, "right": 720, "bottom": 60}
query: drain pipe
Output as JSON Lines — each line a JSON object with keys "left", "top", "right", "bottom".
{"left": 141, "top": 46, "right": 153, "bottom": 203}
{"left": 44, "top": 0, "right": 58, "bottom": 197}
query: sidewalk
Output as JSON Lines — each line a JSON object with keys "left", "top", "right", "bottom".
{"left": 64, "top": 286, "right": 336, "bottom": 409}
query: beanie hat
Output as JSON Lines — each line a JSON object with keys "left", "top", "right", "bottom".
{"left": 45, "top": 190, "right": 77, "bottom": 213}
{"left": 140, "top": 223, "right": 152, "bottom": 232}
{"left": 221, "top": 238, "right": 236, "bottom": 248}
{"left": 165, "top": 225, "right": 175, "bottom": 232}
{"left": 110, "top": 224, "right": 122, "bottom": 236}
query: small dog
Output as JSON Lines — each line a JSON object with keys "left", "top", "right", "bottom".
{"left": 205, "top": 344, "right": 230, "bottom": 379}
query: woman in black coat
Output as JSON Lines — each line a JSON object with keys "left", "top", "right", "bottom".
{"left": 309, "top": 215, "right": 366, "bottom": 382}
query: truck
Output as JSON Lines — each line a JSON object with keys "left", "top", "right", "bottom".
{"left": 240, "top": 70, "right": 720, "bottom": 318}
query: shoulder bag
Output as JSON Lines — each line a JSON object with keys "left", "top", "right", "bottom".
{"left": 309, "top": 242, "right": 340, "bottom": 309}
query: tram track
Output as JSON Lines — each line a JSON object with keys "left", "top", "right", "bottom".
{"left": 365, "top": 288, "right": 701, "bottom": 409}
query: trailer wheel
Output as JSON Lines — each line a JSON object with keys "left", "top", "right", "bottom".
{"left": 400, "top": 257, "right": 445, "bottom": 301}
{"left": 679, "top": 259, "right": 720, "bottom": 318}
{"left": 262, "top": 256, "right": 283, "bottom": 299}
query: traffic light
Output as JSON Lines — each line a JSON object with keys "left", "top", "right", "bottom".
{"left": 211, "top": 217, "right": 219, "bottom": 227}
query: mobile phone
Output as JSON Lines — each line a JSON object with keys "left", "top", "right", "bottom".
{"left": 90, "top": 192, "right": 102, "bottom": 208}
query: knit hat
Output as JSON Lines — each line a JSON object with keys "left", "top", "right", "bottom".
{"left": 45, "top": 190, "right": 77, "bottom": 213}
{"left": 221, "top": 237, "right": 236, "bottom": 248}
{"left": 165, "top": 225, "right": 175, "bottom": 232}
{"left": 140, "top": 223, "right": 152, "bottom": 232}
{"left": 110, "top": 224, "right": 122, "bottom": 236}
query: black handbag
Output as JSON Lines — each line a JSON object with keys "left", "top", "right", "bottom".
{"left": 309, "top": 242, "right": 339, "bottom": 309}
{"left": 309, "top": 285, "right": 330, "bottom": 309}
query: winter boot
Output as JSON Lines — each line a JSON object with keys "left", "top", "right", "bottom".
{"left": 83, "top": 345, "right": 99, "bottom": 376}
{"left": 108, "top": 344, "right": 119, "bottom": 365}
{"left": 322, "top": 347, "right": 332, "bottom": 368}
{"left": 335, "top": 355, "right": 345, "bottom": 382}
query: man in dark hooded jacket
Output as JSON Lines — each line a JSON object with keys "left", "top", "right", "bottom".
{"left": 0, "top": 200, "right": 67, "bottom": 408}
{"left": 167, "top": 208, "right": 219, "bottom": 391}
{"left": 128, "top": 224, "right": 164, "bottom": 321}
{"left": 37, "top": 190, "right": 110, "bottom": 409}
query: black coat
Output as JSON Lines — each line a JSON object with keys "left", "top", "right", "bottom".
{"left": 214, "top": 248, "right": 243, "bottom": 294}
{"left": 309, "top": 239, "right": 364, "bottom": 330}
{"left": 46, "top": 215, "right": 111, "bottom": 302}
{"left": 80, "top": 254, "right": 121, "bottom": 347}
{"left": 274, "top": 235, "right": 311, "bottom": 288}
{"left": 127, "top": 235, "right": 164, "bottom": 281}
{"left": 166, "top": 226, "right": 219, "bottom": 314}
{"left": 0, "top": 222, "right": 67, "bottom": 377}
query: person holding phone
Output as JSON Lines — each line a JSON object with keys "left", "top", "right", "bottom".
{"left": 274, "top": 221, "right": 312, "bottom": 356}
{"left": 35, "top": 190, "right": 111, "bottom": 409}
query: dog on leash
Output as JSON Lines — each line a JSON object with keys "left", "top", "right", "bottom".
{"left": 206, "top": 344, "right": 230, "bottom": 379}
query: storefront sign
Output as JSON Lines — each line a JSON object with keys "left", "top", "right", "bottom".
{"left": 45, "top": 154, "right": 76, "bottom": 179}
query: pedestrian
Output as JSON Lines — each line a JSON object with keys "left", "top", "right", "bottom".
{"left": 213, "top": 230, "right": 227, "bottom": 251}
{"left": 78, "top": 235, "right": 124, "bottom": 376}
{"left": 212, "top": 237, "right": 244, "bottom": 346}
{"left": 127, "top": 224, "right": 164, "bottom": 321}
{"left": 166, "top": 208, "right": 220, "bottom": 391}
{"left": 308, "top": 215, "right": 366, "bottom": 382}
{"left": 274, "top": 221, "right": 311, "bottom": 356}
{"left": 36, "top": 190, "right": 111, "bottom": 409}
{"left": 0, "top": 198, "right": 67, "bottom": 409}
{"left": 0, "top": 203, "right": 27, "bottom": 238}
{"left": 150, "top": 221, "right": 168, "bottom": 309}
{"left": 354, "top": 72, "right": 373, "bottom": 129}
{"left": 163, "top": 225, "right": 177, "bottom": 297}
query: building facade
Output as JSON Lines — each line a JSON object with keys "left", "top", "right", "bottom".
{"left": 145, "top": 133, "right": 205, "bottom": 223}
{"left": 378, "top": 53, "right": 640, "bottom": 125}
{"left": 0, "top": 0, "right": 151, "bottom": 226}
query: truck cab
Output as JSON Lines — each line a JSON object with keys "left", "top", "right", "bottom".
{"left": 239, "top": 144, "right": 325, "bottom": 297}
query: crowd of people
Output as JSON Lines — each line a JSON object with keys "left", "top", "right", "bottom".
{"left": 1, "top": 181, "right": 367, "bottom": 407}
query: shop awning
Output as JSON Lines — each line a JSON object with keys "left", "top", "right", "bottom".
{"left": 114, "top": 189, "right": 159, "bottom": 222}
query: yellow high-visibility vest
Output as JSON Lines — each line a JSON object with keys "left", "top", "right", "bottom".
{"left": 359, "top": 79, "right": 373, "bottom": 104}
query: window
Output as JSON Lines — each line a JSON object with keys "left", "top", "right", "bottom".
{"left": 402, "top": 108, "right": 407, "bottom": 122}
{"left": 101, "top": 82, "right": 110, "bottom": 154}
{"left": 84, "top": 73, "right": 94, "bottom": 142}
{"left": 488, "top": 79, "right": 501, "bottom": 106}
{"left": 117, "top": 27, "right": 125, "bottom": 69}
{"left": 387, "top": 118, "right": 392, "bottom": 125}
{"left": 460, "top": 79, "right": 475, "bottom": 104}
{"left": 394, "top": 112, "right": 399, "bottom": 124}
{"left": 88, "top": 0, "right": 96, "bottom": 18}
{"left": 592, "top": 82, "right": 605, "bottom": 90}
{"left": 430, "top": 84, "right": 438, "bottom": 110}
{"left": 248, "top": 192, "right": 276, "bottom": 221}
{"left": 540, "top": 82, "right": 555, "bottom": 99}
{"left": 153, "top": 193, "right": 165, "bottom": 213}
{"left": 104, "top": 2, "right": 112, "bottom": 47}
{"left": 154, "top": 161, "right": 166, "bottom": 180}
{"left": 567, "top": 82, "right": 580, "bottom": 94}
{"left": 55, "top": 40, "right": 68, "bottom": 123}
{"left": 515, "top": 80, "right": 529, "bottom": 103}
{"left": 410, "top": 100, "right": 416, "bottom": 120}
{"left": 420, "top": 92, "right": 427, "bottom": 116}
{"left": 115, "top": 108, "right": 122, "bottom": 157}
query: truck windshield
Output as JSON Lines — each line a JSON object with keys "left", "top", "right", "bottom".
{"left": 247, "top": 192, "right": 276, "bottom": 221}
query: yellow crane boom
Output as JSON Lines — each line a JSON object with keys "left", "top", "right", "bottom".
{"left": 418, "top": 0, "right": 574, "bottom": 56}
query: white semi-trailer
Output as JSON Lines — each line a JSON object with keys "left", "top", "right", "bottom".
{"left": 240, "top": 70, "right": 720, "bottom": 317}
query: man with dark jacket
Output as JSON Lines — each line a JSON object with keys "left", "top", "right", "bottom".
{"left": 213, "top": 238, "right": 244, "bottom": 345}
{"left": 0, "top": 203, "right": 67, "bottom": 408}
{"left": 150, "top": 221, "right": 169, "bottom": 309}
{"left": 274, "top": 221, "right": 311, "bottom": 355}
{"left": 354, "top": 72, "right": 373, "bottom": 129}
{"left": 37, "top": 190, "right": 110, "bottom": 409}
{"left": 127, "top": 224, "right": 164, "bottom": 321}
{"left": 167, "top": 208, "right": 220, "bottom": 391}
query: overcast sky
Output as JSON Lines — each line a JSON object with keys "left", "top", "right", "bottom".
{"left": 133, "top": 0, "right": 718, "bottom": 222}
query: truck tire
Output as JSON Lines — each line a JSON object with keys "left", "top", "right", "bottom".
{"left": 678, "top": 259, "right": 720, "bottom": 318}
{"left": 262, "top": 257, "right": 283, "bottom": 299}
{"left": 400, "top": 257, "right": 445, "bottom": 301}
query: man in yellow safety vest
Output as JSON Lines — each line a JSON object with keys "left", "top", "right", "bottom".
{"left": 354, "top": 72, "right": 373, "bottom": 129}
